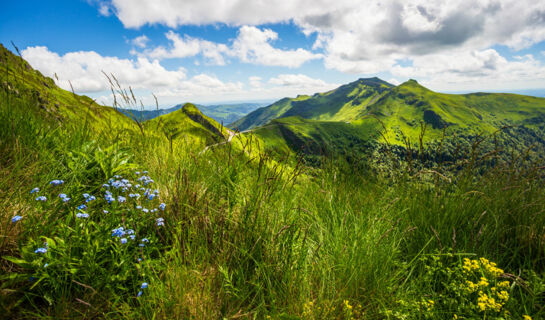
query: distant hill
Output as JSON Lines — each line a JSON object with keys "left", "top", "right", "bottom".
{"left": 120, "top": 102, "right": 265, "bottom": 125}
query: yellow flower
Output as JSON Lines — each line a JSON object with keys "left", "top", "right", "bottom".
{"left": 523, "top": 315, "right": 532, "bottom": 320}
{"left": 478, "top": 277, "right": 489, "bottom": 287}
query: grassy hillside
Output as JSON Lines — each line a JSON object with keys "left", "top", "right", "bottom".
{"left": 2, "top": 44, "right": 545, "bottom": 320}
{"left": 121, "top": 102, "right": 264, "bottom": 125}
{"left": 230, "top": 77, "right": 393, "bottom": 130}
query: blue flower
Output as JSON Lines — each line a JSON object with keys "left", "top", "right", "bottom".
{"left": 103, "top": 210, "right": 109, "bottom": 214}
{"left": 44, "top": 263, "right": 48, "bottom": 268}
{"left": 141, "top": 238, "right": 149, "bottom": 243}
{"left": 156, "top": 217, "right": 165, "bottom": 226}
{"left": 76, "top": 213, "right": 89, "bottom": 218}
{"left": 35, "top": 247, "right": 47, "bottom": 254}
{"left": 117, "top": 196, "right": 126, "bottom": 203}
{"left": 159, "top": 203, "right": 166, "bottom": 211}
{"left": 135, "top": 171, "right": 140, "bottom": 175}
{"left": 49, "top": 180, "right": 64, "bottom": 186}
{"left": 112, "top": 227, "right": 125, "bottom": 237}
{"left": 142, "top": 208, "right": 149, "bottom": 213}
{"left": 141, "top": 282, "right": 148, "bottom": 289}
{"left": 136, "top": 205, "right": 142, "bottom": 210}
{"left": 102, "top": 183, "right": 110, "bottom": 188}
{"left": 30, "top": 187, "right": 40, "bottom": 194}
{"left": 77, "top": 204, "right": 87, "bottom": 210}
{"left": 120, "top": 238, "right": 127, "bottom": 244}
{"left": 129, "top": 234, "right": 135, "bottom": 240}
{"left": 137, "top": 290, "right": 143, "bottom": 297}
{"left": 11, "top": 215, "right": 23, "bottom": 223}
{"left": 59, "top": 194, "right": 71, "bottom": 202}
{"left": 83, "top": 193, "right": 90, "bottom": 198}
{"left": 127, "top": 229, "right": 135, "bottom": 235}
{"left": 35, "top": 196, "right": 47, "bottom": 201}
{"left": 85, "top": 195, "right": 96, "bottom": 203}
{"left": 147, "top": 194, "right": 156, "bottom": 201}
{"left": 129, "top": 193, "right": 141, "bottom": 199}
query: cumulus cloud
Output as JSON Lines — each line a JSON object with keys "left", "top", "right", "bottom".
{"left": 21, "top": 45, "right": 338, "bottom": 105}
{"left": 131, "top": 35, "right": 150, "bottom": 48}
{"left": 139, "top": 27, "right": 321, "bottom": 68}
{"left": 230, "top": 26, "right": 321, "bottom": 68}
{"left": 21, "top": 46, "right": 187, "bottom": 93}
{"left": 268, "top": 74, "right": 328, "bottom": 88}
{"left": 102, "top": 0, "right": 545, "bottom": 89}
{"left": 144, "top": 31, "right": 229, "bottom": 65}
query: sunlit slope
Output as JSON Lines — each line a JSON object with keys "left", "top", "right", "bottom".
{"left": 144, "top": 103, "right": 233, "bottom": 146}
{"left": 0, "top": 43, "right": 136, "bottom": 132}
{"left": 362, "top": 79, "right": 545, "bottom": 143}
{"left": 230, "top": 77, "right": 393, "bottom": 131}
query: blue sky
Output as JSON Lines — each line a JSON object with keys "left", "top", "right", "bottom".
{"left": 2, "top": 0, "right": 545, "bottom": 107}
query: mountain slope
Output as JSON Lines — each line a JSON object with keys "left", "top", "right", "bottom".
{"left": 230, "top": 77, "right": 393, "bottom": 131}
{"left": 120, "top": 102, "right": 264, "bottom": 125}
{"left": 144, "top": 103, "right": 232, "bottom": 146}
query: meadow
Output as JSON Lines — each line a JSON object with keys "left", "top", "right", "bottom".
{"left": 1, "top": 45, "right": 545, "bottom": 319}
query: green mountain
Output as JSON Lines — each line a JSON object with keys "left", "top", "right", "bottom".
{"left": 233, "top": 77, "right": 545, "bottom": 151}
{"left": 144, "top": 102, "right": 232, "bottom": 146}
{"left": 230, "top": 77, "right": 393, "bottom": 130}
{"left": 120, "top": 102, "right": 264, "bottom": 125}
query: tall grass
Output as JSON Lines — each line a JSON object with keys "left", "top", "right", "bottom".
{"left": 1, "top": 68, "right": 545, "bottom": 319}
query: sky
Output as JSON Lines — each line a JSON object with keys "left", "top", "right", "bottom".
{"left": 2, "top": 0, "right": 545, "bottom": 107}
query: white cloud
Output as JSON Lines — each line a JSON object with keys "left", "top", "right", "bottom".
{"left": 268, "top": 74, "right": 327, "bottom": 88}
{"left": 144, "top": 31, "right": 229, "bottom": 65}
{"left": 230, "top": 26, "right": 321, "bottom": 68}
{"left": 21, "top": 45, "right": 337, "bottom": 105}
{"left": 21, "top": 46, "right": 186, "bottom": 93}
{"left": 104, "top": 0, "right": 545, "bottom": 89}
{"left": 98, "top": 3, "right": 111, "bottom": 16}
{"left": 140, "top": 27, "right": 321, "bottom": 68}
{"left": 131, "top": 35, "right": 149, "bottom": 48}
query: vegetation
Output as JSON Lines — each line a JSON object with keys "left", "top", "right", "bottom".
{"left": 121, "top": 102, "right": 264, "bottom": 126}
{"left": 1, "top": 43, "right": 545, "bottom": 320}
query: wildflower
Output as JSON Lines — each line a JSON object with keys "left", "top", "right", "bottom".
{"left": 112, "top": 227, "right": 125, "bottom": 237}
{"left": 83, "top": 193, "right": 90, "bottom": 198}
{"left": 59, "top": 193, "right": 71, "bottom": 202}
{"left": 137, "top": 290, "right": 143, "bottom": 297}
{"left": 159, "top": 203, "right": 166, "bottom": 211}
{"left": 44, "top": 263, "right": 48, "bottom": 268}
{"left": 129, "top": 234, "right": 136, "bottom": 240}
{"left": 30, "top": 187, "right": 40, "bottom": 194}
{"left": 156, "top": 217, "right": 165, "bottom": 226}
{"left": 76, "top": 213, "right": 89, "bottom": 218}
{"left": 143, "top": 170, "right": 148, "bottom": 174}
{"left": 35, "top": 247, "right": 47, "bottom": 254}
{"left": 49, "top": 180, "right": 64, "bottom": 185}
{"left": 153, "top": 189, "right": 159, "bottom": 194}
{"left": 102, "top": 183, "right": 110, "bottom": 188}
{"left": 105, "top": 192, "right": 115, "bottom": 203}
{"left": 103, "top": 210, "right": 109, "bottom": 214}
{"left": 136, "top": 205, "right": 142, "bottom": 210}
{"left": 11, "top": 215, "right": 23, "bottom": 223}
{"left": 85, "top": 195, "right": 96, "bottom": 203}
{"left": 523, "top": 315, "right": 532, "bottom": 320}
{"left": 117, "top": 196, "right": 126, "bottom": 203}
{"left": 141, "top": 282, "right": 148, "bottom": 289}
{"left": 77, "top": 204, "right": 87, "bottom": 210}
{"left": 129, "top": 193, "right": 140, "bottom": 199}
{"left": 139, "top": 238, "right": 150, "bottom": 247}
{"left": 35, "top": 196, "right": 47, "bottom": 201}
{"left": 120, "top": 238, "right": 127, "bottom": 244}
{"left": 142, "top": 208, "right": 149, "bottom": 213}
{"left": 151, "top": 209, "right": 157, "bottom": 213}
{"left": 135, "top": 171, "right": 140, "bottom": 175}
{"left": 147, "top": 194, "right": 156, "bottom": 201}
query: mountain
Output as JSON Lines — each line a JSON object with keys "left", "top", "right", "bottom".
{"left": 144, "top": 103, "right": 232, "bottom": 146}
{"left": 233, "top": 77, "right": 545, "bottom": 146}
{"left": 230, "top": 77, "right": 393, "bottom": 131}
{"left": 120, "top": 102, "right": 265, "bottom": 125}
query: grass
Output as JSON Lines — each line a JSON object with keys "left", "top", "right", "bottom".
{"left": 1, "top": 44, "right": 545, "bottom": 319}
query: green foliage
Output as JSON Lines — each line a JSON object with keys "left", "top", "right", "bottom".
{"left": 1, "top": 43, "right": 545, "bottom": 320}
